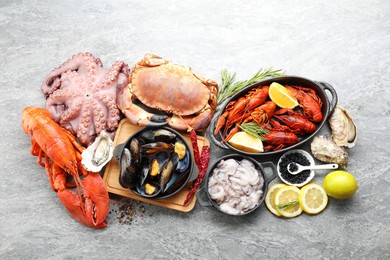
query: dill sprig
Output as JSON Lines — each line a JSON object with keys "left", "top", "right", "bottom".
{"left": 217, "top": 67, "right": 285, "bottom": 104}
{"left": 239, "top": 123, "right": 269, "bottom": 141}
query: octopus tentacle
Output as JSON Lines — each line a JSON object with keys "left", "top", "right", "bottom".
{"left": 41, "top": 53, "right": 84, "bottom": 97}
{"left": 41, "top": 53, "right": 130, "bottom": 146}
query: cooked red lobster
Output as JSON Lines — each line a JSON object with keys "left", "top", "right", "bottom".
{"left": 22, "top": 106, "right": 110, "bottom": 228}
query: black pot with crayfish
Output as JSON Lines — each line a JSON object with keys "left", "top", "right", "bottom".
{"left": 208, "top": 76, "right": 338, "bottom": 156}
{"left": 113, "top": 126, "right": 194, "bottom": 199}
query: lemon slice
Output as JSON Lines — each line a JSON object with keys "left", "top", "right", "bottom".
{"left": 269, "top": 82, "right": 299, "bottom": 108}
{"left": 265, "top": 183, "right": 287, "bottom": 216}
{"left": 299, "top": 183, "right": 328, "bottom": 214}
{"left": 275, "top": 186, "right": 302, "bottom": 218}
{"left": 228, "top": 131, "right": 264, "bottom": 153}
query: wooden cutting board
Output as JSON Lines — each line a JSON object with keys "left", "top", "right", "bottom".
{"left": 103, "top": 119, "right": 206, "bottom": 212}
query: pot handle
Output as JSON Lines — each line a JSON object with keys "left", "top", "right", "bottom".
{"left": 113, "top": 142, "right": 126, "bottom": 161}
{"left": 196, "top": 186, "right": 213, "bottom": 207}
{"left": 207, "top": 115, "right": 231, "bottom": 151}
{"left": 260, "top": 161, "right": 277, "bottom": 184}
{"left": 316, "top": 81, "right": 338, "bottom": 115}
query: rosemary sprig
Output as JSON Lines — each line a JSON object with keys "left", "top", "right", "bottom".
{"left": 217, "top": 67, "right": 285, "bottom": 104}
{"left": 239, "top": 123, "right": 269, "bottom": 141}
{"left": 277, "top": 200, "right": 299, "bottom": 210}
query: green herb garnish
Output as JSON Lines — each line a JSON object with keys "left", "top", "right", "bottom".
{"left": 239, "top": 123, "right": 269, "bottom": 141}
{"left": 277, "top": 200, "right": 299, "bottom": 210}
{"left": 217, "top": 67, "right": 285, "bottom": 104}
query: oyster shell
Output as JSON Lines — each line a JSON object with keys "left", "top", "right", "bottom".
{"left": 310, "top": 135, "right": 348, "bottom": 168}
{"left": 81, "top": 130, "right": 114, "bottom": 172}
{"left": 329, "top": 105, "right": 357, "bottom": 148}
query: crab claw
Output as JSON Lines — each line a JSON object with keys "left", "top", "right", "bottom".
{"left": 117, "top": 86, "right": 168, "bottom": 127}
{"left": 167, "top": 108, "right": 213, "bottom": 132}
{"left": 56, "top": 172, "right": 109, "bottom": 228}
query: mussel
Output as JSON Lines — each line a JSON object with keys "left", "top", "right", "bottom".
{"left": 140, "top": 129, "right": 177, "bottom": 143}
{"left": 160, "top": 152, "right": 179, "bottom": 192}
{"left": 119, "top": 148, "right": 139, "bottom": 188}
{"left": 136, "top": 182, "right": 162, "bottom": 197}
{"left": 141, "top": 142, "right": 174, "bottom": 155}
{"left": 117, "top": 127, "right": 192, "bottom": 198}
{"left": 176, "top": 150, "right": 191, "bottom": 174}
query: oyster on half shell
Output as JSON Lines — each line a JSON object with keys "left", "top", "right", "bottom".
{"left": 329, "top": 105, "right": 357, "bottom": 148}
{"left": 82, "top": 130, "right": 114, "bottom": 172}
{"left": 311, "top": 135, "right": 348, "bottom": 168}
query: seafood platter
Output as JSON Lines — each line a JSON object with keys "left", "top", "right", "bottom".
{"left": 21, "top": 52, "right": 358, "bottom": 228}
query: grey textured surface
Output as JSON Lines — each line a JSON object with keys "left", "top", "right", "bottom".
{"left": 1, "top": 0, "right": 390, "bottom": 259}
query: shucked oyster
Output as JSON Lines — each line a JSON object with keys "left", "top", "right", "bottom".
{"left": 311, "top": 135, "right": 348, "bottom": 168}
{"left": 82, "top": 130, "right": 114, "bottom": 172}
{"left": 329, "top": 105, "right": 357, "bottom": 148}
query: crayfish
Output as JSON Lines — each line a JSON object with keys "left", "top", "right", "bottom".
{"left": 22, "top": 106, "right": 110, "bottom": 228}
{"left": 214, "top": 84, "right": 323, "bottom": 152}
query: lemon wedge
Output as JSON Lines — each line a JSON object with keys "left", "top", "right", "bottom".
{"left": 265, "top": 183, "right": 288, "bottom": 216}
{"left": 275, "top": 186, "right": 302, "bottom": 218}
{"left": 269, "top": 82, "right": 299, "bottom": 108}
{"left": 228, "top": 131, "right": 264, "bottom": 153}
{"left": 299, "top": 183, "right": 328, "bottom": 214}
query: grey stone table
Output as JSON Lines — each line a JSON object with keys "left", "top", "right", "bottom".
{"left": 1, "top": 0, "right": 389, "bottom": 259}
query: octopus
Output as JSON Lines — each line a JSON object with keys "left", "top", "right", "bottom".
{"left": 208, "top": 158, "right": 264, "bottom": 215}
{"left": 41, "top": 52, "right": 130, "bottom": 146}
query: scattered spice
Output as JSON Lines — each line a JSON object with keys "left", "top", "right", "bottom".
{"left": 279, "top": 152, "right": 311, "bottom": 184}
{"left": 109, "top": 198, "right": 150, "bottom": 226}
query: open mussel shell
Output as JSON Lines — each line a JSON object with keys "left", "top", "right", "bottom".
{"left": 136, "top": 182, "right": 162, "bottom": 198}
{"left": 160, "top": 152, "right": 179, "bottom": 192}
{"left": 115, "top": 126, "right": 194, "bottom": 199}
{"left": 176, "top": 150, "right": 191, "bottom": 174}
{"left": 140, "top": 129, "right": 177, "bottom": 143}
{"left": 118, "top": 148, "right": 139, "bottom": 189}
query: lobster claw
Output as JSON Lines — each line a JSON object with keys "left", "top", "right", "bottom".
{"left": 57, "top": 172, "right": 109, "bottom": 228}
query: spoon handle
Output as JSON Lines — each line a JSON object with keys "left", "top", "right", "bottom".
{"left": 305, "top": 164, "right": 338, "bottom": 170}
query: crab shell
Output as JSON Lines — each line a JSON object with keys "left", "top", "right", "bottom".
{"left": 132, "top": 61, "right": 211, "bottom": 116}
{"left": 123, "top": 54, "right": 218, "bottom": 131}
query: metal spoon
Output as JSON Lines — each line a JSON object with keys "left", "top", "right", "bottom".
{"left": 287, "top": 162, "right": 338, "bottom": 175}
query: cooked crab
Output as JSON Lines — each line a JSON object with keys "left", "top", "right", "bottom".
{"left": 117, "top": 54, "right": 218, "bottom": 131}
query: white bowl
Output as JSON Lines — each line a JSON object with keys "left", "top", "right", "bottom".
{"left": 277, "top": 149, "right": 315, "bottom": 187}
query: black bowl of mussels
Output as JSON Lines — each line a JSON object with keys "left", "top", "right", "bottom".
{"left": 113, "top": 127, "right": 194, "bottom": 199}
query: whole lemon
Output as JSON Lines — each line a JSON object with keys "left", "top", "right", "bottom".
{"left": 323, "top": 171, "right": 358, "bottom": 199}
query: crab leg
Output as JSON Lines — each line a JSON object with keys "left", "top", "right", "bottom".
{"left": 167, "top": 107, "right": 213, "bottom": 132}
{"left": 117, "top": 86, "right": 167, "bottom": 127}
